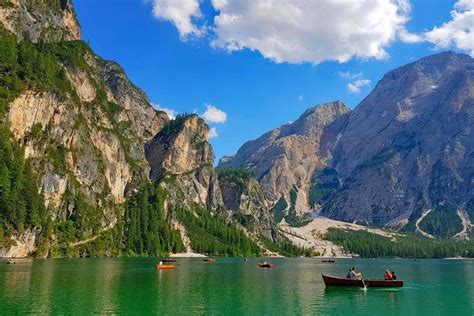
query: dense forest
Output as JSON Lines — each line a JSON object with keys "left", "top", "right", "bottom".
{"left": 325, "top": 228, "right": 474, "bottom": 258}
{"left": 122, "top": 183, "right": 184, "bottom": 256}
{"left": 176, "top": 207, "right": 261, "bottom": 257}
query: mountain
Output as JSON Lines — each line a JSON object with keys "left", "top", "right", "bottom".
{"left": 219, "top": 101, "right": 350, "bottom": 225}
{"left": 325, "top": 52, "right": 474, "bottom": 238}
{"left": 0, "top": 0, "right": 293, "bottom": 258}
{"left": 222, "top": 52, "right": 473, "bottom": 239}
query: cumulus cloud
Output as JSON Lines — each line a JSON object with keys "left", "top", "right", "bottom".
{"left": 338, "top": 71, "right": 363, "bottom": 79}
{"left": 210, "top": 0, "right": 412, "bottom": 64}
{"left": 149, "top": 0, "right": 205, "bottom": 39}
{"left": 423, "top": 0, "right": 474, "bottom": 56}
{"left": 152, "top": 103, "right": 177, "bottom": 119}
{"left": 347, "top": 79, "right": 371, "bottom": 93}
{"left": 202, "top": 104, "right": 227, "bottom": 123}
{"left": 208, "top": 127, "right": 218, "bottom": 139}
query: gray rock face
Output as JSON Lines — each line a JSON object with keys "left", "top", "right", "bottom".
{"left": 218, "top": 172, "right": 276, "bottom": 240}
{"left": 324, "top": 51, "right": 474, "bottom": 229}
{"left": 145, "top": 115, "right": 223, "bottom": 210}
{"left": 219, "top": 101, "right": 350, "bottom": 222}
{"left": 0, "top": 0, "right": 81, "bottom": 42}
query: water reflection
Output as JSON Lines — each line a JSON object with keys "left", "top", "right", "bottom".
{"left": 0, "top": 258, "right": 473, "bottom": 315}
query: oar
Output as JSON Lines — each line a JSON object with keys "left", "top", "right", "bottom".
{"left": 361, "top": 277, "right": 368, "bottom": 291}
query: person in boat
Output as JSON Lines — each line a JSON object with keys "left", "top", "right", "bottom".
{"left": 391, "top": 271, "right": 397, "bottom": 280}
{"left": 384, "top": 270, "right": 393, "bottom": 280}
{"left": 350, "top": 267, "right": 362, "bottom": 280}
{"left": 346, "top": 269, "right": 352, "bottom": 278}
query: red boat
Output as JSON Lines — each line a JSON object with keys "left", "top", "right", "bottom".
{"left": 322, "top": 274, "right": 403, "bottom": 288}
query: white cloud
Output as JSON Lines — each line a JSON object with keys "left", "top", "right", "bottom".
{"left": 210, "top": 0, "right": 412, "bottom": 64}
{"left": 202, "top": 104, "right": 227, "bottom": 123}
{"left": 338, "top": 71, "right": 363, "bottom": 79}
{"left": 152, "top": 103, "right": 177, "bottom": 119}
{"left": 149, "top": 0, "right": 205, "bottom": 39}
{"left": 398, "top": 29, "right": 423, "bottom": 43}
{"left": 298, "top": 95, "right": 304, "bottom": 101}
{"left": 423, "top": 0, "right": 474, "bottom": 56}
{"left": 347, "top": 79, "right": 371, "bottom": 93}
{"left": 208, "top": 127, "right": 218, "bottom": 139}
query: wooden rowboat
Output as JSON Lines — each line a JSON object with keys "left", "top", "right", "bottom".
{"left": 322, "top": 274, "right": 403, "bottom": 288}
{"left": 204, "top": 258, "right": 216, "bottom": 262}
{"left": 156, "top": 264, "right": 177, "bottom": 270}
{"left": 161, "top": 259, "right": 176, "bottom": 263}
{"left": 257, "top": 263, "right": 274, "bottom": 268}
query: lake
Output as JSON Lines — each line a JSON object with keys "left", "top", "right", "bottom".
{"left": 0, "top": 258, "right": 472, "bottom": 315}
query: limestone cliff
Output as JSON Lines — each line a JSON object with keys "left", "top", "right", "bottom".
{"left": 0, "top": 0, "right": 169, "bottom": 256}
{"left": 0, "top": 0, "right": 80, "bottom": 42}
{"left": 145, "top": 115, "right": 223, "bottom": 210}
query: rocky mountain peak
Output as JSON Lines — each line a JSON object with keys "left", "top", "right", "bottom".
{"left": 145, "top": 114, "right": 214, "bottom": 181}
{"left": 0, "top": 0, "right": 81, "bottom": 42}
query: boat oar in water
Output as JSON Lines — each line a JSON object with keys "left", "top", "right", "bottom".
{"left": 361, "top": 278, "right": 368, "bottom": 291}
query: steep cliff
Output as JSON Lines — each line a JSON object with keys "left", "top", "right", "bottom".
{"left": 219, "top": 101, "right": 350, "bottom": 224}
{"left": 145, "top": 114, "right": 223, "bottom": 211}
{"left": 323, "top": 52, "right": 473, "bottom": 238}
{"left": 0, "top": 0, "right": 80, "bottom": 43}
{"left": 0, "top": 1, "right": 169, "bottom": 256}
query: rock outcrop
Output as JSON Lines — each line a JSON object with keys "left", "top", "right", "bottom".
{"left": 145, "top": 115, "right": 223, "bottom": 210}
{"left": 219, "top": 101, "right": 350, "bottom": 223}
{"left": 0, "top": 0, "right": 80, "bottom": 42}
{"left": 218, "top": 170, "right": 276, "bottom": 240}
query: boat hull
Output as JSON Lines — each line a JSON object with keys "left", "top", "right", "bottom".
{"left": 322, "top": 274, "right": 403, "bottom": 288}
{"left": 156, "top": 264, "right": 177, "bottom": 270}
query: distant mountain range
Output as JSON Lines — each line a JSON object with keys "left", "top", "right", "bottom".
{"left": 220, "top": 51, "right": 474, "bottom": 239}
{"left": 0, "top": 0, "right": 471, "bottom": 259}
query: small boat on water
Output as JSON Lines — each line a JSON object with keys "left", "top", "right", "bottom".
{"left": 161, "top": 259, "right": 176, "bottom": 263}
{"left": 322, "top": 274, "right": 403, "bottom": 288}
{"left": 322, "top": 259, "right": 336, "bottom": 263}
{"left": 156, "top": 264, "right": 177, "bottom": 270}
{"left": 6, "top": 259, "right": 16, "bottom": 264}
{"left": 204, "top": 258, "right": 216, "bottom": 262}
{"left": 257, "top": 262, "right": 274, "bottom": 268}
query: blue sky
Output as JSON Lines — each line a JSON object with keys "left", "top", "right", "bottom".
{"left": 73, "top": 0, "right": 470, "bottom": 161}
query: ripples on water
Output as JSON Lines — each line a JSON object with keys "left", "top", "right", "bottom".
{"left": 0, "top": 258, "right": 472, "bottom": 315}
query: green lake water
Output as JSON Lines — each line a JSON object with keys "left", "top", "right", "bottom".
{"left": 0, "top": 258, "right": 472, "bottom": 315}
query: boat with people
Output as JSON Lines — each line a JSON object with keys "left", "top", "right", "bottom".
{"left": 322, "top": 274, "right": 403, "bottom": 288}
{"left": 204, "top": 258, "right": 216, "bottom": 262}
{"left": 257, "top": 260, "right": 274, "bottom": 268}
{"left": 161, "top": 259, "right": 176, "bottom": 263}
{"left": 322, "top": 259, "right": 336, "bottom": 263}
{"left": 6, "top": 259, "right": 16, "bottom": 264}
{"left": 156, "top": 264, "right": 177, "bottom": 270}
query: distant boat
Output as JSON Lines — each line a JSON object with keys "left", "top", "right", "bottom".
{"left": 257, "top": 262, "right": 274, "bottom": 268}
{"left": 161, "top": 259, "right": 176, "bottom": 263}
{"left": 322, "top": 274, "right": 403, "bottom": 288}
{"left": 204, "top": 258, "right": 216, "bottom": 262}
{"left": 322, "top": 259, "right": 336, "bottom": 263}
{"left": 6, "top": 259, "right": 16, "bottom": 264}
{"left": 156, "top": 264, "right": 177, "bottom": 270}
